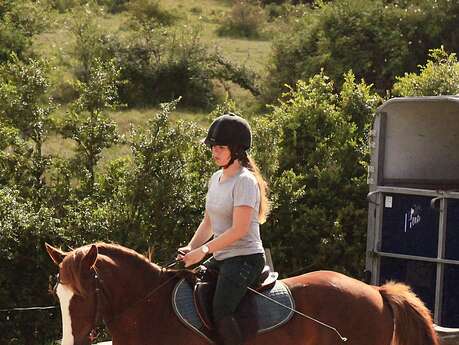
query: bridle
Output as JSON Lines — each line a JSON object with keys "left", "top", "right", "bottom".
{"left": 89, "top": 268, "right": 106, "bottom": 342}
{"left": 51, "top": 270, "right": 107, "bottom": 343}
{"left": 52, "top": 265, "right": 180, "bottom": 344}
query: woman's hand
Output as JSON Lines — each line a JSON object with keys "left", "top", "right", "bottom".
{"left": 182, "top": 248, "right": 206, "bottom": 267}
{"left": 176, "top": 245, "right": 191, "bottom": 260}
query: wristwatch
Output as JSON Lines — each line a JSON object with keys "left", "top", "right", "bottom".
{"left": 201, "top": 245, "right": 210, "bottom": 254}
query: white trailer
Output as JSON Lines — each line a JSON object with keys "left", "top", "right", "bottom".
{"left": 365, "top": 96, "right": 459, "bottom": 327}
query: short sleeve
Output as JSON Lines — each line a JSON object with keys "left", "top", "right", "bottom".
{"left": 207, "top": 171, "right": 220, "bottom": 189}
{"left": 233, "top": 174, "right": 259, "bottom": 208}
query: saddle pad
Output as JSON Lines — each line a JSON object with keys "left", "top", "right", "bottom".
{"left": 172, "top": 279, "right": 295, "bottom": 342}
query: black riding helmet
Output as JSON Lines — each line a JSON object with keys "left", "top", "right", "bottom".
{"left": 204, "top": 113, "right": 252, "bottom": 150}
{"left": 204, "top": 113, "right": 252, "bottom": 168}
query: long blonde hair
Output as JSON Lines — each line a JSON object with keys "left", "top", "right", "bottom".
{"left": 240, "top": 154, "right": 270, "bottom": 224}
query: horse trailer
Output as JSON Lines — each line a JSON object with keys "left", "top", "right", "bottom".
{"left": 365, "top": 96, "right": 459, "bottom": 328}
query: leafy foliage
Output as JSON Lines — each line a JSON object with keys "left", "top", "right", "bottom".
{"left": 0, "top": 55, "right": 55, "bottom": 196}
{"left": 260, "top": 71, "right": 381, "bottom": 276}
{"left": 217, "top": 1, "right": 266, "bottom": 39}
{"left": 50, "top": 1, "right": 260, "bottom": 110}
{"left": 59, "top": 58, "right": 122, "bottom": 188}
{"left": 0, "top": 187, "right": 61, "bottom": 345}
{"left": 0, "top": 0, "right": 50, "bottom": 62}
{"left": 67, "top": 4, "right": 116, "bottom": 84}
{"left": 265, "top": 0, "right": 459, "bottom": 101}
{"left": 117, "top": 100, "right": 214, "bottom": 256}
{"left": 127, "top": 0, "right": 178, "bottom": 25}
{"left": 112, "top": 22, "right": 260, "bottom": 109}
{"left": 393, "top": 47, "right": 459, "bottom": 96}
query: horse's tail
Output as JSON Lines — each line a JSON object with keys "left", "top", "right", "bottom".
{"left": 379, "top": 281, "right": 439, "bottom": 345}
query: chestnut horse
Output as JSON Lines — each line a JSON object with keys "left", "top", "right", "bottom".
{"left": 46, "top": 242, "right": 439, "bottom": 345}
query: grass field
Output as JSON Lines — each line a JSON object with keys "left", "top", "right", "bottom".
{"left": 35, "top": 0, "right": 273, "bottom": 162}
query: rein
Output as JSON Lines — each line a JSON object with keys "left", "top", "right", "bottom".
{"left": 89, "top": 268, "right": 105, "bottom": 342}
{"left": 88, "top": 263, "right": 181, "bottom": 342}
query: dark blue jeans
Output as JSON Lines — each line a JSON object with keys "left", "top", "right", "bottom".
{"left": 203, "top": 253, "right": 265, "bottom": 322}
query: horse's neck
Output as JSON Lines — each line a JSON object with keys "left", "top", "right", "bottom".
{"left": 102, "top": 259, "right": 180, "bottom": 345}
{"left": 98, "top": 252, "right": 163, "bottom": 316}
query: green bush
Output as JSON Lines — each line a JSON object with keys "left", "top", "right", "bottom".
{"left": 265, "top": 0, "right": 459, "bottom": 102}
{"left": 0, "top": 124, "right": 34, "bottom": 190}
{"left": 59, "top": 58, "right": 122, "bottom": 188}
{"left": 393, "top": 47, "right": 459, "bottom": 96}
{"left": 0, "top": 187, "right": 61, "bottom": 345}
{"left": 59, "top": 3, "right": 259, "bottom": 109}
{"left": 114, "top": 26, "right": 216, "bottom": 108}
{"left": 67, "top": 4, "right": 116, "bottom": 84}
{"left": 48, "top": 0, "right": 78, "bottom": 13}
{"left": 113, "top": 23, "right": 259, "bottom": 109}
{"left": 217, "top": 1, "right": 266, "bottom": 39}
{"left": 127, "top": 0, "right": 178, "bottom": 26}
{"left": 97, "top": 0, "right": 129, "bottom": 13}
{"left": 260, "top": 71, "right": 381, "bottom": 277}
{"left": 0, "top": 0, "right": 49, "bottom": 62}
{"left": 118, "top": 100, "right": 214, "bottom": 257}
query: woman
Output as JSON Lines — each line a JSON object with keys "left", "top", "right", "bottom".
{"left": 178, "top": 113, "right": 270, "bottom": 345}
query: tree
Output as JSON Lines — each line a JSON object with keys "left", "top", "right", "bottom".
{"left": 59, "top": 58, "right": 122, "bottom": 189}
{"left": 68, "top": 4, "right": 114, "bottom": 83}
{"left": 0, "top": 55, "right": 55, "bottom": 195}
{"left": 120, "top": 99, "right": 214, "bottom": 257}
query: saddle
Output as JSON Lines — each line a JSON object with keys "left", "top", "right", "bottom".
{"left": 193, "top": 265, "right": 278, "bottom": 330}
{"left": 172, "top": 266, "right": 294, "bottom": 344}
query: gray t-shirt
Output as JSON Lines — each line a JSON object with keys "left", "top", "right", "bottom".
{"left": 206, "top": 167, "right": 265, "bottom": 260}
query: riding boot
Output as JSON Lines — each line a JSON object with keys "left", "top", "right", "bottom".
{"left": 216, "top": 315, "right": 244, "bottom": 345}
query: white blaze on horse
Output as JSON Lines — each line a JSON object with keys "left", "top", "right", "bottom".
{"left": 46, "top": 242, "right": 440, "bottom": 345}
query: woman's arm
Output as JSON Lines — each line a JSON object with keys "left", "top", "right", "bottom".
{"left": 205, "top": 206, "right": 252, "bottom": 253}
{"left": 178, "top": 211, "right": 212, "bottom": 256}
{"left": 182, "top": 206, "right": 253, "bottom": 267}
{"left": 188, "top": 211, "right": 213, "bottom": 249}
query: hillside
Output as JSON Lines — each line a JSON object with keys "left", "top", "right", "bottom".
{"left": 31, "top": 0, "right": 274, "bottom": 162}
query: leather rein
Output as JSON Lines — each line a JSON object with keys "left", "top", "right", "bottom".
{"left": 90, "top": 266, "right": 180, "bottom": 343}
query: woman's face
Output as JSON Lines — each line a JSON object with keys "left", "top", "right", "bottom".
{"left": 211, "top": 145, "right": 231, "bottom": 166}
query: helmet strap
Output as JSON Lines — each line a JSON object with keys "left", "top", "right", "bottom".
{"left": 223, "top": 148, "right": 247, "bottom": 169}
{"left": 223, "top": 156, "right": 237, "bottom": 169}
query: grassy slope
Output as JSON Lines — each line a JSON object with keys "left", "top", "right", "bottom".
{"left": 35, "top": 0, "right": 272, "bottom": 164}
{"left": 161, "top": 0, "right": 271, "bottom": 73}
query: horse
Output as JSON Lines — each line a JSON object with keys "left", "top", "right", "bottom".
{"left": 45, "top": 242, "right": 440, "bottom": 345}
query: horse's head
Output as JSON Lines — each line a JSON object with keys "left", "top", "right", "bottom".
{"left": 46, "top": 243, "right": 100, "bottom": 345}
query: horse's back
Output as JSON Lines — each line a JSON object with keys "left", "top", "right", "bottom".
{"left": 269, "top": 270, "right": 394, "bottom": 345}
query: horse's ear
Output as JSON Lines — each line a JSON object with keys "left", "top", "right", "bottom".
{"left": 82, "top": 244, "right": 98, "bottom": 270}
{"left": 45, "top": 243, "right": 66, "bottom": 265}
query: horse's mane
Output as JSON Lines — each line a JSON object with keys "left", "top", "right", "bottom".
{"left": 95, "top": 242, "right": 162, "bottom": 269}
{"left": 60, "top": 242, "right": 163, "bottom": 296}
